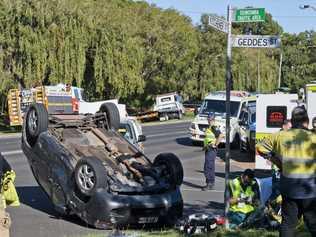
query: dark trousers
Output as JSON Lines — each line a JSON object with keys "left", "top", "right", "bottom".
{"left": 204, "top": 149, "right": 216, "bottom": 184}
{"left": 280, "top": 196, "right": 316, "bottom": 237}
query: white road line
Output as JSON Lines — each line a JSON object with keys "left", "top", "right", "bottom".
{"left": 1, "top": 150, "right": 23, "bottom": 156}
{"left": 146, "top": 131, "right": 189, "bottom": 138}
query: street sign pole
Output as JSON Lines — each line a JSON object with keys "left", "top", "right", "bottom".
{"left": 224, "top": 4, "right": 232, "bottom": 230}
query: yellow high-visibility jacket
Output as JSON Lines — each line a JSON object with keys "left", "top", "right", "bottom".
{"left": 1, "top": 171, "right": 20, "bottom": 208}
{"left": 256, "top": 128, "right": 316, "bottom": 199}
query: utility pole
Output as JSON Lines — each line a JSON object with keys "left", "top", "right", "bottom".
{"left": 278, "top": 52, "right": 283, "bottom": 88}
{"left": 224, "top": 4, "right": 232, "bottom": 230}
{"left": 257, "top": 51, "right": 260, "bottom": 93}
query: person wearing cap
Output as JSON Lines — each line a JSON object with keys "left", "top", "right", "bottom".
{"left": 202, "top": 112, "right": 223, "bottom": 191}
{"left": 228, "top": 169, "right": 260, "bottom": 229}
{"left": 256, "top": 106, "right": 316, "bottom": 237}
{"left": 270, "top": 119, "right": 293, "bottom": 201}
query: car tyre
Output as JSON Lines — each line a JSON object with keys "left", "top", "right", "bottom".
{"left": 25, "top": 103, "right": 48, "bottom": 146}
{"left": 153, "top": 153, "right": 183, "bottom": 188}
{"left": 74, "top": 156, "right": 108, "bottom": 196}
{"left": 99, "top": 102, "right": 120, "bottom": 130}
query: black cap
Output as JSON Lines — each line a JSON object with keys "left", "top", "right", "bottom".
{"left": 243, "top": 169, "right": 255, "bottom": 179}
{"left": 291, "top": 106, "right": 309, "bottom": 127}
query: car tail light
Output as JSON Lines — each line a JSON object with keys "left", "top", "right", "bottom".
{"left": 72, "top": 98, "right": 79, "bottom": 113}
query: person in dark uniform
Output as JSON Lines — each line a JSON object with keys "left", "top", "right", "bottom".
{"left": 202, "top": 112, "right": 223, "bottom": 191}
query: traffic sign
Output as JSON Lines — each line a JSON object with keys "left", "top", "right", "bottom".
{"left": 209, "top": 15, "right": 228, "bottom": 33}
{"left": 233, "top": 8, "right": 265, "bottom": 22}
{"left": 231, "top": 35, "right": 281, "bottom": 48}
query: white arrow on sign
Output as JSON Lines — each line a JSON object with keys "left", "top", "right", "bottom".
{"left": 231, "top": 35, "right": 281, "bottom": 48}
{"left": 209, "top": 15, "right": 228, "bottom": 33}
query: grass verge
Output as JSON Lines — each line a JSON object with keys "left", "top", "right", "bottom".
{"left": 82, "top": 226, "right": 312, "bottom": 237}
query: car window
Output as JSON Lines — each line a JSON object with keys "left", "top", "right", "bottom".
{"left": 74, "top": 89, "right": 80, "bottom": 100}
{"left": 119, "top": 124, "right": 134, "bottom": 141}
{"left": 200, "top": 99, "right": 240, "bottom": 117}
{"left": 243, "top": 112, "right": 249, "bottom": 123}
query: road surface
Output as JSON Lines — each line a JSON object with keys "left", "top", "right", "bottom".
{"left": 0, "top": 122, "right": 253, "bottom": 237}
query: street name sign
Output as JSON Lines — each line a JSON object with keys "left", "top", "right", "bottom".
{"left": 209, "top": 15, "right": 228, "bottom": 33}
{"left": 233, "top": 8, "right": 265, "bottom": 22}
{"left": 231, "top": 35, "right": 281, "bottom": 48}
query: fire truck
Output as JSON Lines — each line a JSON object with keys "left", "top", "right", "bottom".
{"left": 7, "top": 84, "right": 127, "bottom": 126}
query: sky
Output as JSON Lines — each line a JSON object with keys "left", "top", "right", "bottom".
{"left": 144, "top": 0, "right": 316, "bottom": 34}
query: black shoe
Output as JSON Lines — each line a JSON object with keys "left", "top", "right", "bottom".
{"left": 202, "top": 183, "right": 214, "bottom": 191}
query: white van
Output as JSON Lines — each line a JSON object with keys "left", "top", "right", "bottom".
{"left": 189, "top": 91, "right": 256, "bottom": 146}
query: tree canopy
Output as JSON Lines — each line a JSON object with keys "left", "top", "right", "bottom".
{"left": 0, "top": 0, "right": 315, "bottom": 110}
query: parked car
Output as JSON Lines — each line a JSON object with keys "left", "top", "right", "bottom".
{"left": 119, "top": 118, "right": 146, "bottom": 152}
{"left": 21, "top": 103, "right": 183, "bottom": 229}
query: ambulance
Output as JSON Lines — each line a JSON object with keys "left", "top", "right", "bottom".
{"left": 255, "top": 83, "right": 316, "bottom": 169}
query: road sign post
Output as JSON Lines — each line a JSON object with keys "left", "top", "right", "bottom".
{"left": 233, "top": 8, "right": 265, "bottom": 22}
{"left": 224, "top": 4, "right": 232, "bottom": 230}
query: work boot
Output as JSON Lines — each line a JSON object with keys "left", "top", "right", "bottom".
{"left": 202, "top": 183, "right": 214, "bottom": 191}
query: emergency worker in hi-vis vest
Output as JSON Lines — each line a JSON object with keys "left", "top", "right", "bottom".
{"left": 202, "top": 112, "right": 223, "bottom": 191}
{"left": 257, "top": 106, "right": 316, "bottom": 237}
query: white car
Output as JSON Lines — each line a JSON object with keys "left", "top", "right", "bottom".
{"left": 119, "top": 117, "right": 146, "bottom": 152}
{"left": 189, "top": 91, "right": 256, "bottom": 147}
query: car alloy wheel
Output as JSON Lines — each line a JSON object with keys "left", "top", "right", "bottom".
{"left": 77, "top": 164, "right": 96, "bottom": 192}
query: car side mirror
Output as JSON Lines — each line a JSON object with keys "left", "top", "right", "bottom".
{"left": 138, "top": 135, "right": 146, "bottom": 142}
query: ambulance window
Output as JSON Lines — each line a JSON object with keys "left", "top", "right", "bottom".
{"left": 74, "top": 89, "right": 80, "bottom": 100}
{"left": 239, "top": 110, "right": 245, "bottom": 120}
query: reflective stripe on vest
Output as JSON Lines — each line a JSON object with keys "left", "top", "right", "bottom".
{"left": 204, "top": 128, "right": 216, "bottom": 147}
{"left": 229, "top": 178, "right": 255, "bottom": 214}
{"left": 282, "top": 157, "right": 316, "bottom": 178}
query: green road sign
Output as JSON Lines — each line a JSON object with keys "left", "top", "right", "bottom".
{"left": 234, "top": 8, "right": 265, "bottom": 22}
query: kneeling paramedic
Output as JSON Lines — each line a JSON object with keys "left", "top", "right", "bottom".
{"left": 202, "top": 112, "right": 223, "bottom": 191}
{"left": 0, "top": 153, "right": 20, "bottom": 237}
{"left": 228, "top": 169, "right": 260, "bottom": 228}
{"left": 257, "top": 106, "right": 316, "bottom": 237}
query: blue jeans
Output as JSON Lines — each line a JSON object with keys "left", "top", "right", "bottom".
{"left": 204, "top": 149, "right": 216, "bottom": 184}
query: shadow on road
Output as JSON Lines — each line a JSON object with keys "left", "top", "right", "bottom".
{"left": 182, "top": 181, "right": 204, "bottom": 189}
{"left": 217, "top": 149, "right": 254, "bottom": 163}
{"left": 184, "top": 201, "right": 224, "bottom": 216}
{"left": 16, "top": 186, "right": 57, "bottom": 216}
{"left": 175, "top": 137, "right": 195, "bottom": 147}
{"left": 16, "top": 186, "right": 91, "bottom": 228}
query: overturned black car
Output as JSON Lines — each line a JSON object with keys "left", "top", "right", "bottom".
{"left": 21, "top": 103, "right": 183, "bottom": 229}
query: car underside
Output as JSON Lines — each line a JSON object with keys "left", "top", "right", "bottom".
{"left": 21, "top": 103, "right": 183, "bottom": 229}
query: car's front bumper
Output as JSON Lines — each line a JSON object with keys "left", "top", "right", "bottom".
{"left": 74, "top": 187, "right": 183, "bottom": 228}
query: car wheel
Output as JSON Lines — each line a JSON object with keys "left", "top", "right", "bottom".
{"left": 25, "top": 103, "right": 48, "bottom": 146}
{"left": 153, "top": 153, "right": 183, "bottom": 188}
{"left": 99, "top": 102, "right": 120, "bottom": 130}
{"left": 231, "top": 133, "right": 240, "bottom": 150}
{"left": 74, "top": 156, "right": 108, "bottom": 196}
